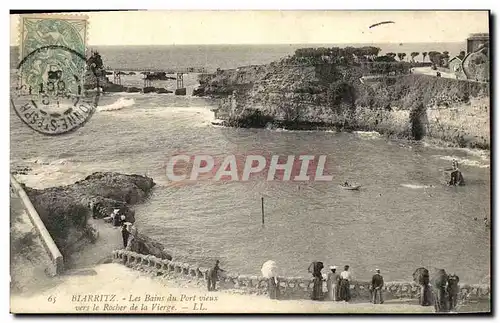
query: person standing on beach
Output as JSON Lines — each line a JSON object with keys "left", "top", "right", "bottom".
{"left": 326, "top": 266, "right": 340, "bottom": 301}
{"left": 207, "top": 260, "right": 225, "bottom": 291}
{"left": 370, "top": 269, "right": 384, "bottom": 304}
{"left": 339, "top": 265, "right": 352, "bottom": 302}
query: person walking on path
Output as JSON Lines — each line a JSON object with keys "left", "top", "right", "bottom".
{"left": 327, "top": 266, "right": 341, "bottom": 301}
{"left": 371, "top": 268, "right": 384, "bottom": 304}
{"left": 207, "top": 260, "right": 225, "bottom": 291}
{"left": 339, "top": 265, "right": 352, "bottom": 302}
{"left": 121, "top": 222, "right": 132, "bottom": 248}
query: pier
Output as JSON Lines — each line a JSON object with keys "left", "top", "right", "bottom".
{"left": 105, "top": 66, "right": 198, "bottom": 95}
{"left": 105, "top": 66, "right": 207, "bottom": 74}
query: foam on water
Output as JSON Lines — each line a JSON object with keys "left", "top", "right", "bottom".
{"left": 401, "top": 184, "right": 434, "bottom": 189}
{"left": 97, "top": 97, "right": 136, "bottom": 112}
{"left": 353, "top": 131, "right": 382, "bottom": 139}
{"left": 434, "top": 155, "right": 490, "bottom": 168}
{"left": 423, "top": 141, "right": 490, "bottom": 161}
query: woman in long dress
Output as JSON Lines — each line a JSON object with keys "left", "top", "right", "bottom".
{"left": 268, "top": 277, "right": 279, "bottom": 300}
{"left": 326, "top": 266, "right": 340, "bottom": 301}
{"left": 309, "top": 262, "right": 324, "bottom": 301}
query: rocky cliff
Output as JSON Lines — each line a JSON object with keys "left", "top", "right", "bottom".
{"left": 22, "top": 172, "right": 172, "bottom": 263}
{"left": 196, "top": 60, "right": 490, "bottom": 149}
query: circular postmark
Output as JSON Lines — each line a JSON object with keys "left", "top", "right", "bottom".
{"left": 11, "top": 45, "right": 100, "bottom": 135}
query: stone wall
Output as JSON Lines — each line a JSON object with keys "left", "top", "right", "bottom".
{"left": 112, "top": 250, "right": 490, "bottom": 303}
{"left": 11, "top": 175, "right": 64, "bottom": 275}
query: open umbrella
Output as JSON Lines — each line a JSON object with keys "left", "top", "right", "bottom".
{"left": 261, "top": 260, "right": 278, "bottom": 278}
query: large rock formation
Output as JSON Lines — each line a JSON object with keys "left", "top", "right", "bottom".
{"left": 195, "top": 53, "right": 489, "bottom": 149}
{"left": 22, "top": 172, "right": 172, "bottom": 263}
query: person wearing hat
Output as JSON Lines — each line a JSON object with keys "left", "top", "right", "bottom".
{"left": 326, "top": 265, "right": 341, "bottom": 301}
{"left": 121, "top": 222, "right": 133, "bottom": 248}
{"left": 207, "top": 260, "right": 225, "bottom": 291}
{"left": 111, "top": 209, "right": 121, "bottom": 226}
{"left": 371, "top": 268, "right": 384, "bottom": 304}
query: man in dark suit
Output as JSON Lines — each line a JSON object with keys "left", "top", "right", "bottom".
{"left": 371, "top": 269, "right": 384, "bottom": 304}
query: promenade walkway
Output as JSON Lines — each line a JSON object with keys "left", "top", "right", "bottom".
{"left": 11, "top": 263, "right": 435, "bottom": 314}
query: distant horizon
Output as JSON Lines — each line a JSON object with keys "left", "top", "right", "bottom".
{"left": 10, "top": 11, "right": 488, "bottom": 46}
{"left": 10, "top": 41, "right": 466, "bottom": 48}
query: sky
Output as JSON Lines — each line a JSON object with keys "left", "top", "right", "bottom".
{"left": 10, "top": 10, "right": 489, "bottom": 46}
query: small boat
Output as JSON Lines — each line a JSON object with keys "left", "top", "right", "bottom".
{"left": 339, "top": 185, "right": 361, "bottom": 191}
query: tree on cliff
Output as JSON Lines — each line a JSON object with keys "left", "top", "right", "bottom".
{"left": 397, "top": 53, "right": 407, "bottom": 61}
{"left": 422, "top": 52, "right": 428, "bottom": 62}
{"left": 428, "top": 51, "right": 443, "bottom": 67}
{"left": 386, "top": 52, "right": 397, "bottom": 60}
{"left": 374, "top": 55, "right": 396, "bottom": 62}
{"left": 87, "top": 50, "right": 104, "bottom": 70}
{"left": 441, "top": 51, "right": 450, "bottom": 68}
{"left": 458, "top": 50, "right": 466, "bottom": 60}
{"left": 410, "top": 52, "right": 420, "bottom": 62}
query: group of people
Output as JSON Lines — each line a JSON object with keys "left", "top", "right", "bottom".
{"left": 310, "top": 263, "right": 384, "bottom": 304}
{"left": 89, "top": 202, "right": 136, "bottom": 249}
{"left": 416, "top": 268, "right": 460, "bottom": 313}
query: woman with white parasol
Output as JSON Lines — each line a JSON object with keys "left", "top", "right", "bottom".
{"left": 261, "top": 260, "right": 279, "bottom": 300}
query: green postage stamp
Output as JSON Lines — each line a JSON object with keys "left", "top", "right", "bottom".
{"left": 12, "top": 14, "right": 98, "bottom": 135}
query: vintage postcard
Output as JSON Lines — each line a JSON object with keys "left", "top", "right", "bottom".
{"left": 9, "top": 10, "right": 490, "bottom": 314}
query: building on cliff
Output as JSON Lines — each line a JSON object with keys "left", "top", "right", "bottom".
{"left": 467, "top": 33, "right": 489, "bottom": 53}
{"left": 448, "top": 57, "right": 466, "bottom": 80}
{"left": 459, "top": 33, "right": 490, "bottom": 82}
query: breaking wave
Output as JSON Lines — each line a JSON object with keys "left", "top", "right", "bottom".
{"left": 97, "top": 98, "right": 136, "bottom": 112}
{"left": 401, "top": 184, "right": 434, "bottom": 189}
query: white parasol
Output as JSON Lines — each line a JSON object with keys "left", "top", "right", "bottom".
{"left": 261, "top": 260, "right": 278, "bottom": 278}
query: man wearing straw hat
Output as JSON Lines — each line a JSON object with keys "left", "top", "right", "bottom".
{"left": 371, "top": 268, "right": 384, "bottom": 304}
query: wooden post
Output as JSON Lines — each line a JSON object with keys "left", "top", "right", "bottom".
{"left": 261, "top": 197, "right": 265, "bottom": 225}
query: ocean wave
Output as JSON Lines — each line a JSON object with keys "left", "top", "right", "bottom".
{"left": 353, "top": 131, "right": 381, "bottom": 139}
{"left": 401, "top": 184, "right": 434, "bottom": 189}
{"left": 423, "top": 141, "right": 490, "bottom": 161}
{"left": 434, "top": 155, "right": 490, "bottom": 168}
{"left": 97, "top": 98, "right": 136, "bottom": 112}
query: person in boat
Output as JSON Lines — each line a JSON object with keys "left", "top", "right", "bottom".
{"left": 343, "top": 181, "right": 349, "bottom": 187}
{"left": 449, "top": 159, "right": 463, "bottom": 186}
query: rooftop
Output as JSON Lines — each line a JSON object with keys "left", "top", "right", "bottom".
{"left": 467, "top": 33, "right": 489, "bottom": 40}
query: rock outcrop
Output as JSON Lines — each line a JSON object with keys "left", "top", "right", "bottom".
{"left": 195, "top": 56, "right": 490, "bottom": 149}
{"left": 22, "top": 172, "right": 172, "bottom": 263}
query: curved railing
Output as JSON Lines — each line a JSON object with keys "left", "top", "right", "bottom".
{"left": 112, "top": 250, "right": 490, "bottom": 302}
